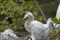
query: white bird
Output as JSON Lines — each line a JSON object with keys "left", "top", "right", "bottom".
{"left": 23, "top": 11, "right": 54, "bottom": 40}
{"left": 56, "top": 4, "right": 60, "bottom": 20}
{"left": 55, "top": 4, "right": 60, "bottom": 28}
{"left": 1, "top": 29, "right": 18, "bottom": 39}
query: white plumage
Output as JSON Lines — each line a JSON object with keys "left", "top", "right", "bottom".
{"left": 56, "top": 4, "right": 60, "bottom": 20}
{"left": 55, "top": 4, "right": 60, "bottom": 28}
{"left": 23, "top": 11, "right": 54, "bottom": 40}
{"left": 1, "top": 29, "right": 18, "bottom": 39}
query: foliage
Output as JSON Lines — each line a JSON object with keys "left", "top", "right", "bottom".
{"left": 52, "top": 17, "right": 60, "bottom": 24}
{"left": 0, "top": 0, "right": 39, "bottom": 32}
{"left": 0, "top": 0, "right": 60, "bottom": 39}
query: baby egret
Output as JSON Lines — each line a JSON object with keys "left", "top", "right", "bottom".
{"left": 23, "top": 11, "right": 54, "bottom": 40}
{"left": 1, "top": 29, "right": 18, "bottom": 39}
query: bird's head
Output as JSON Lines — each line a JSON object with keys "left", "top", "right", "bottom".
{"left": 47, "top": 18, "right": 56, "bottom": 29}
{"left": 22, "top": 11, "right": 34, "bottom": 21}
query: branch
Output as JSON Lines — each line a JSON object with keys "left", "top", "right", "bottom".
{"left": 34, "top": 0, "right": 47, "bottom": 22}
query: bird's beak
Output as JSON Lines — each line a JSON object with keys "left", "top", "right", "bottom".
{"left": 22, "top": 15, "right": 27, "bottom": 21}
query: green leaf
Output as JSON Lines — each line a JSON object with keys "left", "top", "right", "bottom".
{"left": 52, "top": 17, "right": 59, "bottom": 24}
{"left": 58, "top": 19, "right": 60, "bottom": 24}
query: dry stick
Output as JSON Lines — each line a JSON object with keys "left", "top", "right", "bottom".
{"left": 34, "top": 0, "right": 47, "bottom": 22}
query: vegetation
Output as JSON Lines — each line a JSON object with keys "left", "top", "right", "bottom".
{"left": 0, "top": 0, "right": 60, "bottom": 40}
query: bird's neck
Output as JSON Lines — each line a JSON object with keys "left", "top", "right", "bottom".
{"left": 24, "top": 15, "right": 34, "bottom": 33}
{"left": 47, "top": 22, "right": 50, "bottom": 27}
{"left": 25, "top": 20, "right": 33, "bottom": 33}
{"left": 46, "top": 22, "right": 53, "bottom": 32}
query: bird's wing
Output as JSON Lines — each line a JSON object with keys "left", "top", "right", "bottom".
{"left": 30, "top": 20, "right": 46, "bottom": 39}
{"left": 31, "top": 20, "right": 45, "bottom": 30}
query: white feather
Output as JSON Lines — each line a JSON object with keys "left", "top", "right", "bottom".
{"left": 24, "top": 11, "right": 54, "bottom": 40}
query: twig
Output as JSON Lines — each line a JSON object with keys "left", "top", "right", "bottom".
{"left": 34, "top": 0, "right": 47, "bottom": 22}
